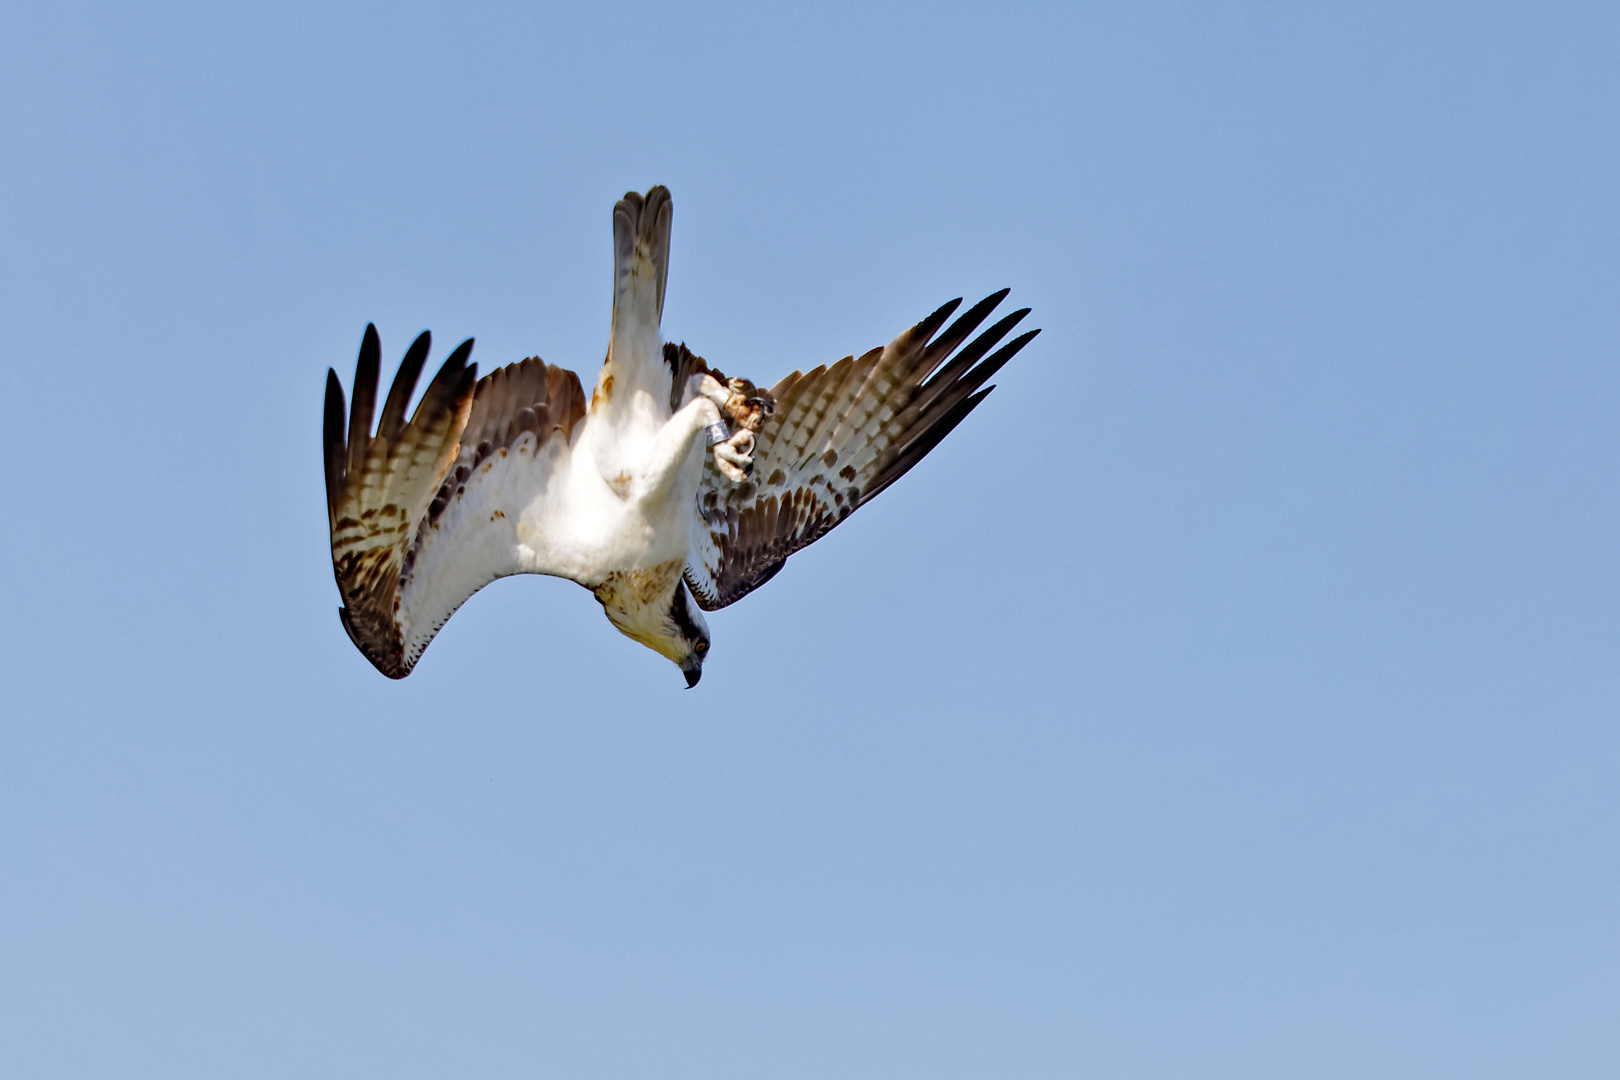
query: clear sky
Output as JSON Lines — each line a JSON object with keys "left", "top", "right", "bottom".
{"left": 2, "top": 1, "right": 1617, "bottom": 1076}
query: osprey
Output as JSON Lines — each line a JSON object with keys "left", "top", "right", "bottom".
{"left": 323, "top": 187, "right": 1038, "bottom": 686}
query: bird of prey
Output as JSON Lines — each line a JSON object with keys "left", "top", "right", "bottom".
{"left": 323, "top": 187, "right": 1038, "bottom": 686}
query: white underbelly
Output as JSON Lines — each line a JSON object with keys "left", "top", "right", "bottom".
{"left": 514, "top": 437, "right": 700, "bottom": 584}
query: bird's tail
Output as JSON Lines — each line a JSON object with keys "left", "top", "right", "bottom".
{"left": 610, "top": 186, "right": 673, "bottom": 336}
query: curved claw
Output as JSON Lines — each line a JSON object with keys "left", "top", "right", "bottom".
{"left": 713, "top": 429, "right": 755, "bottom": 482}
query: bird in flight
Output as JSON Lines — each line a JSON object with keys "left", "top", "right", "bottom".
{"left": 323, "top": 187, "right": 1038, "bottom": 686}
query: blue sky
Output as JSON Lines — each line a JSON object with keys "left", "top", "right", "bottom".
{"left": 2, "top": 1, "right": 1617, "bottom": 1076}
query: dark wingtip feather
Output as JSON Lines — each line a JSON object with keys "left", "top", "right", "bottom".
{"left": 963, "top": 327, "right": 1040, "bottom": 389}
{"left": 377, "top": 331, "right": 432, "bottom": 444}
{"left": 925, "top": 290, "right": 1009, "bottom": 363}
{"left": 323, "top": 368, "right": 347, "bottom": 525}
{"left": 914, "top": 297, "right": 965, "bottom": 342}
{"left": 348, "top": 325, "right": 382, "bottom": 479}
{"left": 455, "top": 362, "right": 478, "bottom": 403}
{"left": 863, "top": 385, "right": 996, "bottom": 504}
{"left": 919, "top": 307, "right": 1033, "bottom": 394}
{"left": 959, "top": 289, "right": 1010, "bottom": 327}
{"left": 407, "top": 337, "right": 477, "bottom": 427}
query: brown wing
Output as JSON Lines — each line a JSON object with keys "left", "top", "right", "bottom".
{"left": 683, "top": 290, "right": 1039, "bottom": 610}
{"left": 663, "top": 340, "right": 714, "bottom": 411}
{"left": 323, "top": 328, "right": 586, "bottom": 678}
{"left": 324, "top": 327, "right": 477, "bottom": 676}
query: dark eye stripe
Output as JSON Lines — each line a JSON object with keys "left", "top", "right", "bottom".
{"left": 668, "top": 580, "right": 705, "bottom": 644}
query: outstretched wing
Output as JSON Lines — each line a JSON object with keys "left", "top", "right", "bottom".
{"left": 324, "top": 327, "right": 587, "bottom": 677}
{"left": 683, "top": 290, "right": 1038, "bottom": 610}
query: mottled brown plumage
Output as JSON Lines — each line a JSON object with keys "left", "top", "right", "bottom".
{"left": 323, "top": 330, "right": 585, "bottom": 677}
{"left": 684, "top": 291, "right": 1038, "bottom": 610}
{"left": 422, "top": 359, "right": 587, "bottom": 531}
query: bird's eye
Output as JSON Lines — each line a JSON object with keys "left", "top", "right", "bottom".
{"left": 696, "top": 641, "right": 709, "bottom": 656}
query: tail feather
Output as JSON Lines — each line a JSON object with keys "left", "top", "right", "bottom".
{"left": 611, "top": 186, "right": 673, "bottom": 329}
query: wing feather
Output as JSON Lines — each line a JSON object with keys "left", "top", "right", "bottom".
{"left": 324, "top": 329, "right": 586, "bottom": 678}
{"left": 345, "top": 324, "right": 381, "bottom": 484}
{"left": 325, "top": 329, "right": 476, "bottom": 676}
{"left": 684, "top": 291, "right": 1038, "bottom": 611}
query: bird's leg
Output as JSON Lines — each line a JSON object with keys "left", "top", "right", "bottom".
{"left": 684, "top": 373, "right": 774, "bottom": 432}
{"left": 712, "top": 429, "right": 754, "bottom": 482}
{"left": 638, "top": 395, "right": 725, "bottom": 499}
{"left": 683, "top": 373, "right": 764, "bottom": 482}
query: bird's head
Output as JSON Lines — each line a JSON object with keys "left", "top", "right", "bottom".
{"left": 597, "top": 575, "right": 711, "bottom": 687}
{"left": 666, "top": 581, "right": 712, "bottom": 688}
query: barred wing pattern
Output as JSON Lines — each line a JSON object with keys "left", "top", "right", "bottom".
{"left": 390, "top": 355, "right": 588, "bottom": 672}
{"left": 325, "top": 327, "right": 477, "bottom": 677}
{"left": 684, "top": 290, "right": 1039, "bottom": 610}
{"left": 324, "top": 328, "right": 586, "bottom": 678}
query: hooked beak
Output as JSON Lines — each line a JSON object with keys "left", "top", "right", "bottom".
{"left": 682, "top": 662, "right": 703, "bottom": 689}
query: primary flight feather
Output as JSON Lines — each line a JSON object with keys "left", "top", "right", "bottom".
{"left": 323, "top": 187, "right": 1039, "bottom": 685}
